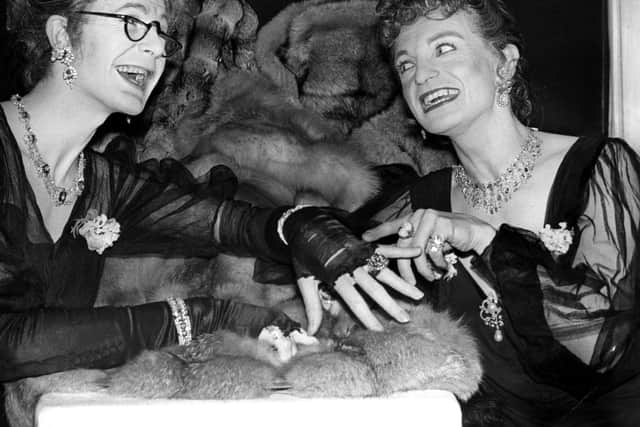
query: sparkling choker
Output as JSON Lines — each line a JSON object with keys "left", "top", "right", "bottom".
{"left": 11, "top": 94, "right": 85, "bottom": 206}
{"left": 453, "top": 130, "right": 542, "bottom": 215}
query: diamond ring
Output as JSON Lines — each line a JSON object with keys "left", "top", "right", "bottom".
{"left": 365, "top": 252, "right": 389, "bottom": 277}
{"left": 426, "top": 235, "right": 445, "bottom": 253}
{"left": 398, "top": 222, "right": 415, "bottom": 239}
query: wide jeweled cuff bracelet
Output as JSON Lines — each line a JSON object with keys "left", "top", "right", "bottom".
{"left": 167, "top": 296, "right": 192, "bottom": 346}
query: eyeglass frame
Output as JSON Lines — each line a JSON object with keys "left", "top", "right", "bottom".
{"left": 74, "top": 11, "right": 182, "bottom": 57}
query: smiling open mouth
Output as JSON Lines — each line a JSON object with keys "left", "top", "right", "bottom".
{"left": 115, "top": 65, "right": 151, "bottom": 88}
{"left": 419, "top": 88, "right": 460, "bottom": 113}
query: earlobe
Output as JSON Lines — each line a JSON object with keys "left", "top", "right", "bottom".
{"left": 498, "top": 43, "right": 520, "bottom": 80}
{"left": 46, "top": 15, "right": 71, "bottom": 49}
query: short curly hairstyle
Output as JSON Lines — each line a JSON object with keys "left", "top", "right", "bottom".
{"left": 6, "top": 0, "right": 178, "bottom": 93}
{"left": 376, "top": 0, "right": 533, "bottom": 124}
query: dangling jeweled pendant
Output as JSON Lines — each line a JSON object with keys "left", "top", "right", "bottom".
{"left": 58, "top": 190, "right": 67, "bottom": 205}
{"left": 479, "top": 295, "right": 504, "bottom": 342}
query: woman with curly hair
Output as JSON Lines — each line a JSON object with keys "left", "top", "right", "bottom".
{"left": 364, "top": 0, "right": 640, "bottom": 425}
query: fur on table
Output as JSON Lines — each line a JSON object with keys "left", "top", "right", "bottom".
{"left": 5, "top": 303, "right": 481, "bottom": 427}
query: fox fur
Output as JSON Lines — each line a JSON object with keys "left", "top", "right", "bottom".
{"left": 255, "top": 0, "right": 455, "bottom": 175}
{"left": 3, "top": 2, "right": 465, "bottom": 425}
{"left": 4, "top": 303, "right": 482, "bottom": 427}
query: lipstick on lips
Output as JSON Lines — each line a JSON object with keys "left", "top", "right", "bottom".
{"left": 419, "top": 87, "right": 460, "bottom": 113}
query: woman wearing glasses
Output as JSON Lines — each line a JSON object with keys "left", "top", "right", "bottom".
{"left": 0, "top": 0, "right": 423, "bottom": 386}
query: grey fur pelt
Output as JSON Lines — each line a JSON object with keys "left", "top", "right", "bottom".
{"left": 5, "top": 304, "right": 482, "bottom": 427}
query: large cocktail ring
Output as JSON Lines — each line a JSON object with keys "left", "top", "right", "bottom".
{"left": 365, "top": 252, "right": 389, "bottom": 277}
{"left": 426, "top": 235, "right": 445, "bottom": 253}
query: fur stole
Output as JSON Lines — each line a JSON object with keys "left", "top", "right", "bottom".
{"left": 4, "top": 304, "right": 482, "bottom": 427}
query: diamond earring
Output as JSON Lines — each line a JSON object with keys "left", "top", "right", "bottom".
{"left": 496, "top": 80, "right": 511, "bottom": 108}
{"left": 50, "top": 46, "right": 78, "bottom": 88}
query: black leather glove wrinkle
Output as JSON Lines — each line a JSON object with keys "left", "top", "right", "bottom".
{"left": 283, "top": 207, "right": 376, "bottom": 284}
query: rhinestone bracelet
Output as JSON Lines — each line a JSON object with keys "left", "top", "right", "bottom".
{"left": 167, "top": 297, "right": 192, "bottom": 346}
{"left": 276, "top": 205, "right": 312, "bottom": 245}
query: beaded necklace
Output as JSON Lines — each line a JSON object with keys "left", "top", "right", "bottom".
{"left": 11, "top": 94, "right": 85, "bottom": 206}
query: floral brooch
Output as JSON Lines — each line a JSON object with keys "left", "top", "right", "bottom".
{"left": 71, "top": 209, "right": 120, "bottom": 254}
{"left": 539, "top": 222, "right": 573, "bottom": 256}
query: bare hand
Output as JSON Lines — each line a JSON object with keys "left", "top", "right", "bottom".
{"left": 362, "top": 209, "right": 496, "bottom": 283}
{"left": 297, "top": 245, "right": 423, "bottom": 334}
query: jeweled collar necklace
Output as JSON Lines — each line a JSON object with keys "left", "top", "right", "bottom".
{"left": 453, "top": 129, "right": 542, "bottom": 215}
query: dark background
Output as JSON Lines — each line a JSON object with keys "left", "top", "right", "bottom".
{"left": 0, "top": 0, "right": 608, "bottom": 135}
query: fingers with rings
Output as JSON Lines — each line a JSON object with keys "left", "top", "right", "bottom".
{"left": 364, "top": 252, "right": 389, "bottom": 277}
{"left": 410, "top": 211, "right": 440, "bottom": 279}
{"left": 334, "top": 274, "right": 383, "bottom": 331}
{"left": 424, "top": 234, "right": 459, "bottom": 280}
{"left": 395, "top": 231, "right": 417, "bottom": 285}
{"left": 364, "top": 246, "right": 423, "bottom": 294}
{"left": 443, "top": 252, "right": 459, "bottom": 280}
{"left": 397, "top": 222, "right": 415, "bottom": 239}
{"left": 426, "top": 234, "right": 446, "bottom": 253}
{"left": 425, "top": 234, "right": 448, "bottom": 270}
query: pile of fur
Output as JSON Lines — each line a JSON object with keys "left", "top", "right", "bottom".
{"left": 5, "top": 303, "right": 482, "bottom": 427}
{"left": 255, "top": 0, "right": 455, "bottom": 175}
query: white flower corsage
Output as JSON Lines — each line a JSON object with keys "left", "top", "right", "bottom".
{"left": 71, "top": 209, "right": 121, "bottom": 254}
{"left": 539, "top": 221, "right": 573, "bottom": 255}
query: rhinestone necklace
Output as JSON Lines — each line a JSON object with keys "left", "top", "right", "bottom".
{"left": 11, "top": 94, "right": 85, "bottom": 206}
{"left": 453, "top": 129, "right": 542, "bottom": 215}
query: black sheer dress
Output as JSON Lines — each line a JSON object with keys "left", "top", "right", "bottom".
{"left": 0, "top": 106, "right": 294, "bottom": 383}
{"left": 400, "top": 135, "right": 640, "bottom": 426}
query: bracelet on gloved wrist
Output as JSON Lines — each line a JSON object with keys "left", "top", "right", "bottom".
{"left": 167, "top": 296, "right": 192, "bottom": 346}
{"left": 277, "top": 204, "right": 312, "bottom": 245}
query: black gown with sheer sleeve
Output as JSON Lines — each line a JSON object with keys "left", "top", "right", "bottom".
{"left": 409, "top": 135, "right": 640, "bottom": 426}
{"left": 0, "top": 106, "right": 292, "bottom": 382}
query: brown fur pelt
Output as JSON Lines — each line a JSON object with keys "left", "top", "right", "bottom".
{"left": 4, "top": 304, "right": 481, "bottom": 427}
{"left": 138, "top": 0, "right": 260, "bottom": 161}
{"left": 255, "top": 0, "right": 456, "bottom": 175}
{"left": 180, "top": 70, "right": 381, "bottom": 211}
{"left": 95, "top": 69, "right": 383, "bottom": 309}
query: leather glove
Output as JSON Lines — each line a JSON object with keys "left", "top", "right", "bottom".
{"left": 187, "top": 297, "right": 300, "bottom": 338}
{"left": 282, "top": 207, "right": 376, "bottom": 283}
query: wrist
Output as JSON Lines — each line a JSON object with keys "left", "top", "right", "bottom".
{"left": 167, "top": 297, "right": 192, "bottom": 346}
{"left": 277, "top": 204, "right": 313, "bottom": 245}
{"left": 475, "top": 225, "right": 497, "bottom": 254}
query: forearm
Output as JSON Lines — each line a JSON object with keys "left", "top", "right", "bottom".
{"left": 0, "top": 303, "right": 174, "bottom": 382}
{"left": 214, "top": 200, "right": 290, "bottom": 262}
{"left": 0, "top": 297, "right": 298, "bottom": 382}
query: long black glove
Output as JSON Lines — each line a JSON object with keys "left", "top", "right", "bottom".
{"left": 282, "top": 207, "right": 376, "bottom": 283}
{"left": 187, "top": 297, "right": 300, "bottom": 338}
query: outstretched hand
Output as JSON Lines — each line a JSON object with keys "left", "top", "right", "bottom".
{"left": 297, "top": 244, "right": 423, "bottom": 334}
{"left": 281, "top": 206, "right": 423, "bottom": 335}
{"left": 362, "top": 209, "right": 496, "bottom": 283}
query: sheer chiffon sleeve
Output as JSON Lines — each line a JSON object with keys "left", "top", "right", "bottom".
{"left": 0, "top": 135, "right": 292, "bottom": 381}
{"left": 481, "top": 137, "right": 640, "bottom": 397}
{"left": 87, "top": 152, "right": 288, "bottom": 261}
